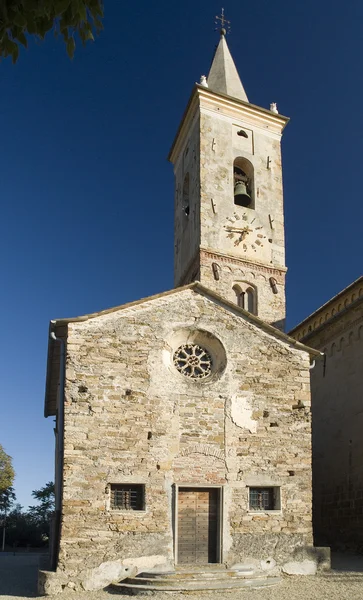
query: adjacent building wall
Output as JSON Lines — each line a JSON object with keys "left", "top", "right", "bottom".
{"left": 290, "top": 286, "right": 363, "bottom": 548}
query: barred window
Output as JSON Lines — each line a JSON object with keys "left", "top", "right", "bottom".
{"left": 249, "top": 487, "right": 280, "bottom": 511}
{"left": 110, "top": 484, "right": 145, "bottom": 511}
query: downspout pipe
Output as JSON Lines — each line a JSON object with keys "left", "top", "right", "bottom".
{"left": 50, "top": 331, "right": 65, "bottom": 570}
{"left": 309, "top": 351, "right": 324, "bottom": 370}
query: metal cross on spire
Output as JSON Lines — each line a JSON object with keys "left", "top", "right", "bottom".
{"left": 215, "top": 8, "right": 231, "bottom": 36}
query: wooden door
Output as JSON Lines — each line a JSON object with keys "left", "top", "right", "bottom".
{"left": 177, "top": 488, "right": 219, "bottom": 564}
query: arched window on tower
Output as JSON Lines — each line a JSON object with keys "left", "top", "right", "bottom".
{"left": 233, "top": 283, "right": 257, "bottom": 315}
{"left": 233, "top": 285, "right": 245, "bottom": 308}
{"left": 233, "top": 157, "right": 254, "bottom": 208}
{"left": 182, "top": 173, "right": 190, "bottom": 216}
{"left": 246, "top": 287, "right": 255, "bottom": 313}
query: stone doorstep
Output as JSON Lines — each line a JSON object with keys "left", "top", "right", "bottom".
{"left": 133, "top": 569, "right": 258, "bottom": 582}
{"left": 124, "top": 574, "right": 264, "bottom": 586}
{"left": 111, "top": 568, "right": 281, "bottom": 593}
{"left": 111, "top": 577, "right": 281, "bottom": 592}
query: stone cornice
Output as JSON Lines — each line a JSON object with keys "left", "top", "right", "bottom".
{"left": 294, "top": 306, "right": 363, "bottom": 349}
{"left": 168, "top": 84, "right": 289, "bottom": 164}
{"left": 289, "top": 277, "right": 363, "bottom": 341}
{"left": 198, "top": 86, "right": 288, "bottom": 136}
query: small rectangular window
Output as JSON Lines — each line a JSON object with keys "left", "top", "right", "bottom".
{"left": 249, "top": 487, "right": 280, "bottom": 511}
{"left": 110, "top": 484, "right": 145, "bottom": 511}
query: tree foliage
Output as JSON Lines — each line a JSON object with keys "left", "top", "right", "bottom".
{"left": 0, "top": 486, "right": 16, "bottom": 514}
{"left": 28, "top": 481, "right": 55, "bottom": 529}
{"left": 0, "top": 0, "right": 104, "bottom": 63}
{"left": 0, "top": 444, "right": 14, "bottom": 493}
{"left": 1, "top": 482, "right": 55, "bottom": 548}
{"left": 5, "top": 504, "right": 46, "bottom": 547}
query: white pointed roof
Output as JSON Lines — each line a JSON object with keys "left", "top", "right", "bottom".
{"left": 207, "top": 34, "right": 248, "bottom": 102}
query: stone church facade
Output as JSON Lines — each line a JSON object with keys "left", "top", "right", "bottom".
{"left": 42, "top": 30, "right": 326, "bottom": 593}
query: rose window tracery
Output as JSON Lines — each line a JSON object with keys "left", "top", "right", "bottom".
{"left": 173, "top": 344, "right": 212, "bottom": 379}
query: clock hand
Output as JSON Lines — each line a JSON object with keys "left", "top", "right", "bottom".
{"left": 224, "top": 226, "right": 253, "bottom": 234}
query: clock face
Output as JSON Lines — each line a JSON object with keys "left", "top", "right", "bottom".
{"left": 223, "top": 211, "right": 271, "bottom": 258}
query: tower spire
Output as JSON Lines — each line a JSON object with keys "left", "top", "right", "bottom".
{"left": 207, "top": 11, "right": 248, "bottom": 102}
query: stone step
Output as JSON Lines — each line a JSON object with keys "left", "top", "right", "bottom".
{"left": 176, "top": 564, "right": 228, "bottom": 571}
{"left": 139, "top": 568, "right": 256, "bottom": 581}
{"left": 111, "top": 576, "right": 281, "bottom": 593}
{"left": 125, "top": 573, "right": 264, "bottom": 586}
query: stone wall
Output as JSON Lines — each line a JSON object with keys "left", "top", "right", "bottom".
{"left": 54, "top": 287, "right": 313, "bottom": 587}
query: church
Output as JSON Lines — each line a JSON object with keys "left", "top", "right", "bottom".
{"left": 41, "top": 25, "right": 329, "bottom": 594}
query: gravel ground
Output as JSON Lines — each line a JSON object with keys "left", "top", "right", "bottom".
{"left": 1, "top": 553, "right": 363, "bottom": 600}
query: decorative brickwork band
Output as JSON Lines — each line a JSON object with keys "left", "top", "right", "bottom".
{"left": 179, "top": 249, "right": 287, "bottom": 288}
{"left": 201, "top": 249, "right": 287, "bottom": 280}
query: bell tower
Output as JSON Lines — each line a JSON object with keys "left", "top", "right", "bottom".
{"left": 168, "top": 25, "right": 289, "bottom": 330}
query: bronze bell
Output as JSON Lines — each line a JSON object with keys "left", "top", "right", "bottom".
{"left": 234, "top": 180, "right": 252, "bottom": 207}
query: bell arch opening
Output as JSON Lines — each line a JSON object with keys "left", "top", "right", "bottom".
{"left": 233, "top": 157, "right": 254, "bottom": 208}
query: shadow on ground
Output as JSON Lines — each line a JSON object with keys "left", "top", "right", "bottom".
{"left": 330, "top": 552, "right": 363, "bottom": 573}
{"left": 0, "top": 553, "right": 41, "bottom": 597}
{"left": 1, "top": 551, "right": 363, "bottom": 598}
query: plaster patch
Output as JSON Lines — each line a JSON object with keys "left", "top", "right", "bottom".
{"left": 231, "top": 394, "right": 257, "bottom": 433}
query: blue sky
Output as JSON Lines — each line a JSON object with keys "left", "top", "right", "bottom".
{"left": 1, "top": 0, "right": 362, "bottom": 508}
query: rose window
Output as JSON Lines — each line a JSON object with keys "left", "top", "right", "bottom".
{"left": 173, "top": 344, "right": 212, "bottom": 379}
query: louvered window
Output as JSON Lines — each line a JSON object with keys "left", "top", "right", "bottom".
{"left": 110, "top": 484, "right": 145, "bottom": 510}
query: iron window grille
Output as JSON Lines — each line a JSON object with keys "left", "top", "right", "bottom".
{"left": 110, "top": 484, "right": 145, "bottom": 511}
{"left": 249, "top": 487, "right": 280, "bottom": 511}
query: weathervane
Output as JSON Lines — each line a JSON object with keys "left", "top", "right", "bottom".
{"left": 215, "top": 8, "right": 231, "bottom": 35}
